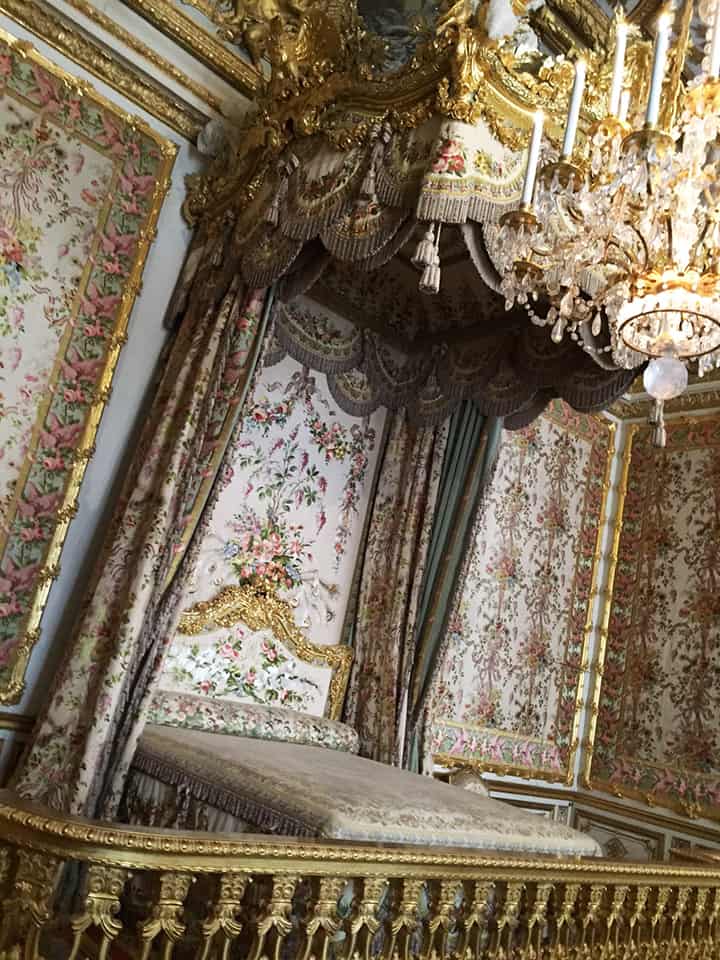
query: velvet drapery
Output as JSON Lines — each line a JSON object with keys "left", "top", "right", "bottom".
{"left": 13, "top": 277, "right": 273, "bottom": 819}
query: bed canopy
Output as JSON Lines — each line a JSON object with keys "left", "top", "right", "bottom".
{"left": 174, "top": 0, "right": 652, "bottom": 425}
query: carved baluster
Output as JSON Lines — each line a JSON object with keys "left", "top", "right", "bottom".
{"left": 194, "top": 873, "right": 249, "bottom": 960}
{"left": 687, "top": 888, "right": 709, "bottom": 960}
{"left": 628, "top": 885, "right": 650, "bottom": 945}
{"left": 0, "top": 845, "right": 13, "bottom": 909}
{"left": 137, "top": 871, "right": 194, "bottom": 960}
{"left": 343, "top": 877, "right": 387, "bottom": 960}
{"left": 300, "top": 876, "right": 346, "bottom": 960}
{"left": 578, "top": 884, "right": 606, "bottom": 956}
{"left": 604, "top": 885, "right": 629, "bottom": 959}
{"left": 421, "top": 880, "right": 457, "bottom": 960}
{"left": 703, "top": 887, "right": 720, "bottom": 958}
{"left": 246, "top": 874, "right": 299, "bottom": 960}
{"left": 522, "top": 883, "right": 552, "bottom": 960}
{"left": 68, "top": 864, "right": 129, "bottom": 960}
{"left": 0, "top": 850, "right": 63, "bottom": 960}
{"left": 458, "top": 880, "right": 493, "bottom": 960}
{"left": 668, "top": 888, "right": 690, "bottom": 958}
{"left": 648, "top": 887, "right": 671, "bottom": 954}
{"left": 553, "top": 882, "right": 581, "bottom": 955}
{"left": 495, "top": 883, "right": 525, "bottom": 960}
{"left": 386, "top": 878, "right": 424, "bottom": 960}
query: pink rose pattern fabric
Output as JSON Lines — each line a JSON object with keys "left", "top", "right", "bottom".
{"left": 590, "top": 417, "right": 720, "bottom": 819}
{"left": 165, "top": 352, "right": 384, "bottom": 660}
{"left": 0, "top": 37, "right": 173, "bottom": 695}
{"left": 428, "top": 402, "right": 611, "bottom": 781}
{"left": 13, "top": 284, "right": 269, "bottom": 816}
{"left": 344, "top": 414, "right": 448, "bottom": 763}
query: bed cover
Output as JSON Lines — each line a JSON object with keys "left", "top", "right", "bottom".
{"left": 126, "top": 725, "right": 601, "bottom": 857}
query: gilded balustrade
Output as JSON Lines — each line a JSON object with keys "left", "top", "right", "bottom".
{"left": 1, "top": 790, "right": 720, "bottom": 960}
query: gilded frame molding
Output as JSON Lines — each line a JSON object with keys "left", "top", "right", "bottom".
{"left": 177, "top": 583, "right": 352, "bottom": 721}
{"left": 0, "top": 28, "right": 176, "bottom": 703}
{"left": 434, "top": 410, "right": 616, "bottom": 787}
{"left": 581, "top": 423, "right": 636, "bottom": 790}
{"left": 118, "top": 0, "right": 260, "bottom": 97}
{"left": 0, "top": 0, "right": 207, "bottom": 138}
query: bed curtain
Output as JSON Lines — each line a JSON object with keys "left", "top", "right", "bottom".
{"left": 13, "top": 236, "right": 274, "bottom": 818}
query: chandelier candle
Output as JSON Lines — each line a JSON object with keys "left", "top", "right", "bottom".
{"left": 561, "top": 58, "right": 586, "bottom": 157}
{"left": 618, "top": 88, "right": 631, "bottom": 122}
{"left": 521, "top": 111, "right": 545, "bottom": 206}
{"left": 708, "top": 0, "right": 720, "bottom": 75}
{"left": 645, "top": 12, "right": 672, "bottom": 126}
{"left": 609, "top": 17, "right": 628, "bottom": 116}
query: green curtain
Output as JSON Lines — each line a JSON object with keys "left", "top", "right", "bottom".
{"left": 404, "top": 404, "right": 503, "bottom": 771}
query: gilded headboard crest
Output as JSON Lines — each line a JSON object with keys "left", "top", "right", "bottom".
{"left": 177, "top": 583, "right": 352, "bottom": 720}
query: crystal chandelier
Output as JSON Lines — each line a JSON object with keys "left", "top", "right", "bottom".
{"left": 494, "top": 1, "right": 720, "bottom": 444}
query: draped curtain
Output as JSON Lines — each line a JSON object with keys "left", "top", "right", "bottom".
{"left": 343, "top": 402, "right": 503, "bottom": 767}
{"left": 406, "top": 408, "right": 503, "bottom": 772}
{"left": 343, "top": 414, "right": 448, "bottom": 764}
{"left": 13, "top": 268, "right": 272, "bottom": 819}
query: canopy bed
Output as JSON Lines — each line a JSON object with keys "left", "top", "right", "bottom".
{"left": 123, "top": 583, "right": 601, "bottom": 857}
{"left": 13, "top": 0, "right": 653, "bottom": 836}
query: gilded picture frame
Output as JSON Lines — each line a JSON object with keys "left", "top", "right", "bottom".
{"left": 0, "top": 29, "right": 176, "bottom": 702}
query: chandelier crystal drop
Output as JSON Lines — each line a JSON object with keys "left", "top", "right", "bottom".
{"left": 493, "top": 0, "right": 720, "bottom": 442}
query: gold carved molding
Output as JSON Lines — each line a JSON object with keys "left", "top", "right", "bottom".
{"left": 177, "top": 583, "right": 352, "bottom": 721}
{"left": 62, "top": 0, "right": 223, "bottom": 114}
{"left": 0, "top": 0, "right": 207, "bottom": 139}
{"left": 580, "top": 423, "right": 636, "bottom": 792}
{"left": 5, "top": 787, "right": 720, "bottom": 879}
{"left": 118, "top": 0, "right": 260, "bottom": 97}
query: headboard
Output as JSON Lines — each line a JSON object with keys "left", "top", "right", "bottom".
{"left": 159, "top": 583, "right": 352, "bottom": 720}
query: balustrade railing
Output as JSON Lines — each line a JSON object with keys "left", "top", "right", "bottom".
{"left": 0, "top": 790, "right": 719, "bottom": 960}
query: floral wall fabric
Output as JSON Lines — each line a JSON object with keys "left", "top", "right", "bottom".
{"left": 588, "top": 417, "right": 720, "bottom": 820}
{"left": 429, "top": 402, "right": 612, "bottom": 782}
{"left": 158, "top": 352, "right": 386, "bottom": 716}
{"left": 0, "top": 34, "right": 174, "bottom": 701}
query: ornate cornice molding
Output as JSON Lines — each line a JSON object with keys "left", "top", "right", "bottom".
{"left": 63, "top": 0, "right": 223, "bottom": 114}
{"left": 118, "top": 0, "right": 260, "bottom": 98}
{"left": 0, "top": 0, "right": 207, "bottom": 139}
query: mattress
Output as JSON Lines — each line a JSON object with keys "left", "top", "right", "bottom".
{"left": 129, "top": 725, "right": 601, "bottom": 857}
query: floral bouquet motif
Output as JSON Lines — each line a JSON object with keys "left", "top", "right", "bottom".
{"left": 224, "top": 509, "right": 308, "bottom": 591}
{"left": 167, "top": 626, "right": 320, "bottom": 710}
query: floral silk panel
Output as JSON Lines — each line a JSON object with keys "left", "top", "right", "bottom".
{"left": 429, "top": 402, "right": 612, "bottom": 782}
{"left": 158, "top": 353, "right": 385, "bottom": 715}
{"left": 589, "top": 417, "right": 720, "bottom": 820}
{"left": 0, "top": 33, "right": 173, "bottom": 700}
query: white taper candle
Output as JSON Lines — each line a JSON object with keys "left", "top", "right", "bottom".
{"left": 619, "top": 88, "right": 631, "bottom": 122}
{"left": 562, "top": 58, "right": 587, "bottom": 158}
{"left": 645, "top": 12, "right": 672, "bottom": 126}
{"left": 709, "top": 0, "right": 720, "bottom": 76}
{"left": 521, "top": 110, "right": 544, "bottom": 206}
{"left": 609, "top": 18, "right": 628, "bottom": 115}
